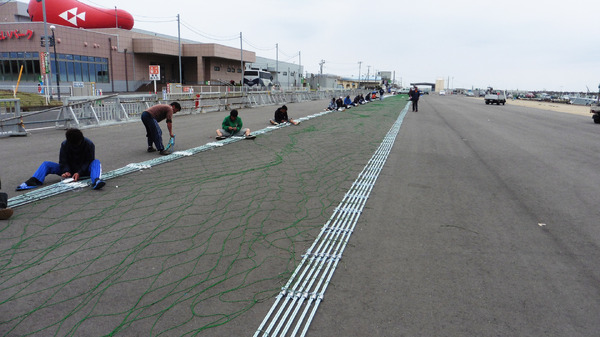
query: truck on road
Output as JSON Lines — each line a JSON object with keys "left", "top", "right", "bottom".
{"left": 484, "top": 87, "right": 506, "bottom": 105}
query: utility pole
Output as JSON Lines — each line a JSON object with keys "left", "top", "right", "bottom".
{"left": 319, "top": 59, "right": 325, "bottom": 90}
{"left": 358, "top": 61, "right": 362, "bottom": 88}
{"left": 177, "top": 14, "right": 182, "bottom": 85}
{"left": 367, "top": 66, "right": 371, "bottom": 85}
{"left": 276, "top": 43, "right": 279, "bottom": 86}
{"left": 240, "top": 32, "right": 244, "bottom": 86}
{"left": 298, "top": 51, "right": 301, "bottom": 88}
{"left": 41, "top": 0, "right": 52, "bottom": 101}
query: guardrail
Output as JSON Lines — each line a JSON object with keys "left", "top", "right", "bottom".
{"left": 0, "top": 99, "right": 27, "bottom": 137}
{"left": 0, "top": 89, "right": 361, "bottom": 134}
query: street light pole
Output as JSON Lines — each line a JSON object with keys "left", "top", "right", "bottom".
{"left": 41, "top": 0, "right": 52, "bottom": 101}
{"left": 50, "top": 25, "right": 61, "bottom": 100}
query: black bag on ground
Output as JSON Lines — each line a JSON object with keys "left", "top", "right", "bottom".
{"left": 0, "top": 192, "right": 8, "bottom": 209}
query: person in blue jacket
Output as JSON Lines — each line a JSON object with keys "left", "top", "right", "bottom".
{"left": 409, "top": 86, "right": 420, "bottom": 112}
{"left": 16, "top": 128, "right": 105, "bottom": 191}
{"left": 343, "top": 95, "right": 354, "bottom": 108}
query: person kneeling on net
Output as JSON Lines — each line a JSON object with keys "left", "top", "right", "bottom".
{"left": 16, "top": 128, "right": 105, "bottom": 191}
{"left": 269, "top": 105, "right": 299, "bottom": 125}
{"left": 216, "top": 109, "right": 256, "bottom": 140}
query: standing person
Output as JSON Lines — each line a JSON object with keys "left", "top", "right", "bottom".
{"left": 270, "top": 105, "right": 299, "bottom": 125}
{"left": 216, "top": 109, "right": 256, "bottom": 140}
{"left": 379, "top": 87, "right": 384, "bottom": 100}
{"left": 141, "top": 102, "right": 181, "bottom": 155}
{"left": 410, "top": 86, "right": 420, "bottom": 112}
{"left": 16, "top": 128, "right": 105, "bottom": 191}
{"left": 0, "top": 178, "right": 14, "bottom": 220}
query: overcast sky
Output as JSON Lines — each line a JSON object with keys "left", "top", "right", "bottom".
{"left": 77, "top": 0, "right": 600, "bottom": 92}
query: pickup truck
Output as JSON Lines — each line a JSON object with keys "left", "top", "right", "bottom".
{"left": 484, "top": 87, "right": 506, "bottom": 105}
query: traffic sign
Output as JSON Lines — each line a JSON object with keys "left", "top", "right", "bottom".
{"left": 149, "top": 65, "right": 160, "bottom": 80}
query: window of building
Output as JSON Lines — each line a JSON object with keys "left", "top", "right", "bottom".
{"left": 0, "top": 51, "right": 40, "bottom": 82}
{"left": 214, "top": 66, "right": 220, "bottom": 71}
{"left": 0, "top": 52, "right": 109, "bottom": 84}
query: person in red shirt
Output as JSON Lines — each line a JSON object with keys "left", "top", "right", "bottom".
{"left": 141, "top": 102, "right": 181, "bottom": 155}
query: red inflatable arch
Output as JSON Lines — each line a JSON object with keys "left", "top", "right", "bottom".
{"left": 28, "top": 0, "right": 134, "bottom": 30}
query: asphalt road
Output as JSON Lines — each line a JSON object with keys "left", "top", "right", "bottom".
{"left": 1, "top": 95, "right": 599, "bottom": 336}
{"left": 309, "top": 95, "right": 600, "bottom": 336}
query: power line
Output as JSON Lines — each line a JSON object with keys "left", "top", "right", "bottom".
{"left": 180, "top": 21, "right": 238, "bottom": 42}
{"left": 135, "top": 18, "right": 177, "bottom": 23}
{"left": 241, "top": 38, "right": 276, "bottom": 52}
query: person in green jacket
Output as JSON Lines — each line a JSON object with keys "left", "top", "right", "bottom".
{"left": 216, "top": 109, "right": 256, "bottom": 140}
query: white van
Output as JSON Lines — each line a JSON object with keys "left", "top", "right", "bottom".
{"left": 243, "top": 70, "right": 273, "bottom": 88}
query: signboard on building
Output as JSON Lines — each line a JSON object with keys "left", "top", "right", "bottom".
{"left": 0, "top": 29, "right": 34, "bottom": 42}
{"left": 149, "top": 65, "right": 160, "bottom": 80}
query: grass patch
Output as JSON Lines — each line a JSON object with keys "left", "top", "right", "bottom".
{"left": 0, "top": 89, "right": 62, "bottom": 109}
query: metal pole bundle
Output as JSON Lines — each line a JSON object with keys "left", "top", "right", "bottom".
{"left": 254, "top": 102, "right": 409, "bottom": 337}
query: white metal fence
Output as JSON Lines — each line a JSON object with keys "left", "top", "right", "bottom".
{"left": 0, "top": 88, "right": 361, "bottom": 133}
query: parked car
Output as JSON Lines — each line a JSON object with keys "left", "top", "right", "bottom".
{"left": 439, "top": 90, "right": 446, "bottom": 95}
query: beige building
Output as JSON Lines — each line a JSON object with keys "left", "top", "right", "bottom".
{"left": 0, "top": 1, "right": 255, "bottom": 93}
{"left": 435, "top": 78, "right": 445, "bottom": 93}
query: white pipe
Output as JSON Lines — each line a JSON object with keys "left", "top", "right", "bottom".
{"left": 254, "top": 103, "right": 410, "bottom": 336}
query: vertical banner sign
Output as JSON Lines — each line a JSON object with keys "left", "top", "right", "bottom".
{"left": 40, "top": 52, "right": 50, "bottom": 74}
{"left": 149, "top": 65, "right": 160, "bottom": 93}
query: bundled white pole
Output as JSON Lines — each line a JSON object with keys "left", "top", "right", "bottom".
{"left": 254, "top": 103, "right": 410, "bottom": 337}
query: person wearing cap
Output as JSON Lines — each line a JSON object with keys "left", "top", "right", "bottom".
{"left": 16, "top": 128, "right": 105, "bottom": 191}
{"left": 216, "top": 109, "right": 256, "bottom": 140}
{"left": 336, "top": 97, "right": 345, "bottom": 110}
{"left": 270, "top": 105, "right": 299, "bottom": 125}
